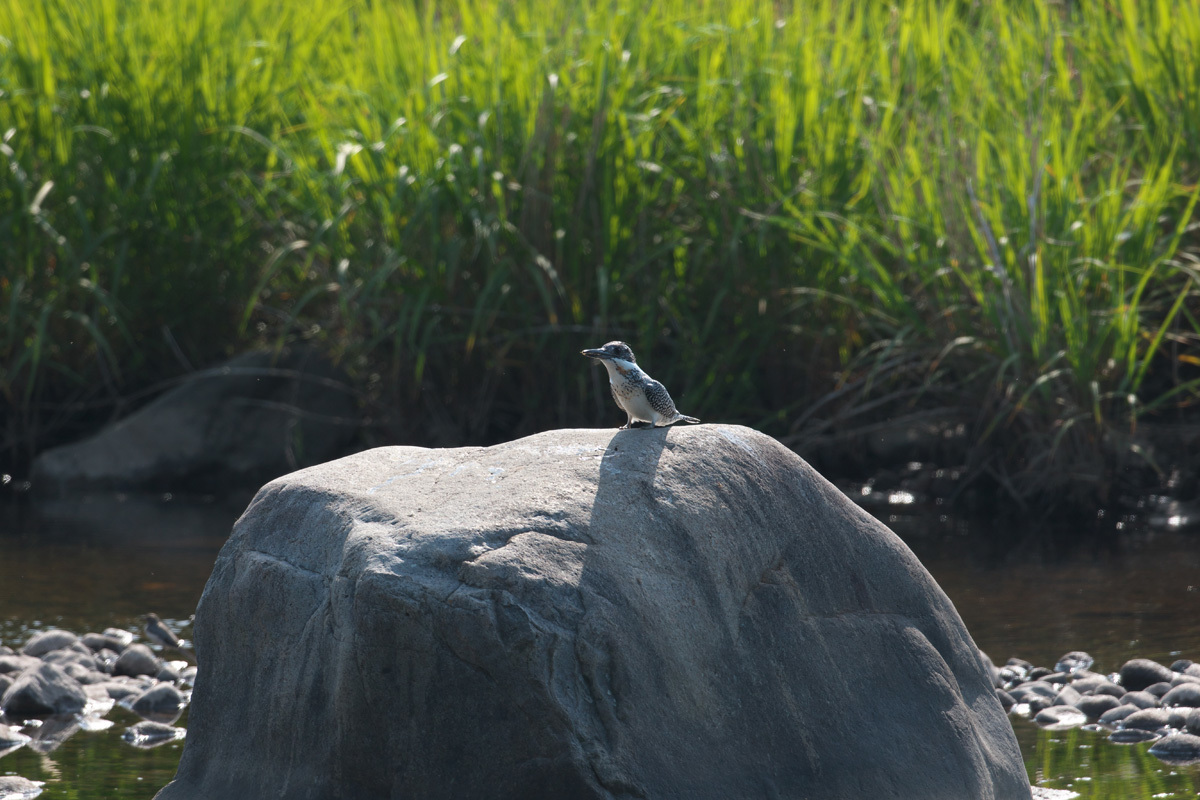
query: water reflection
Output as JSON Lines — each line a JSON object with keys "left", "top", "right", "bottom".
{"left": 1027, "top": 726, "right": 1200, "bottom": 799}
{"left": 2, "top": 495, "right": 1200, "bottom": 798}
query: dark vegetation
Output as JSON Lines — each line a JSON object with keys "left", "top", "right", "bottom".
{"left": 1, "top": 0, "right": 1198, "bottom": 513}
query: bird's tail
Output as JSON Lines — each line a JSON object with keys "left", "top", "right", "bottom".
{"left": 677, "top": 415, "right": 701, "bottom": 424}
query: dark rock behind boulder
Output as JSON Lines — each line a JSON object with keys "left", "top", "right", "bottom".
{"left": 32, "top": 347, "right": 357, "bottom": 494}
{"left": 156, "top": 425, "right": 1030, "bottom": 800}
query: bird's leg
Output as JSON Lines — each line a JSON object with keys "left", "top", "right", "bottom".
{"left": 619, "top": 414, "right": 633, "bottom": 430}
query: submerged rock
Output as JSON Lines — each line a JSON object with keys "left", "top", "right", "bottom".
{"left": 31, "top": 346, "right": 358, "bottom": 494}
{"left": 130, "top": 683, "right": 185, "bottom": 723}
{"left": 123, "top": 721, "right": 186, "bottom": 749}
{"left": 1119, "top": 658, "right": 1175, "bottom": 692}
{"left": 20, "top": 630, "right": 79, "bottom": 658}
{"left": 1148, "top": 733, "right": 1200, "bottom": 765}
{"left": 157, "top": 425, "right": 1029, "bottom": 800}
{"left": 113, "top": 644, "right": 159, "bottom": 678}
{"left": 0, "top": 663, "right": 87, "bottom": 717}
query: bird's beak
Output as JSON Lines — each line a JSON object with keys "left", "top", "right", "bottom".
{"left": 581, "top": 348, "right": 610, "bottom": 359}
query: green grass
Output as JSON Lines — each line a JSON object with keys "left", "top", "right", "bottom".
{"left": 1, "top": 0, "right": 1198, "bottom": 508}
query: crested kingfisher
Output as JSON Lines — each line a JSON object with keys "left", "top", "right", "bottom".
{"left": 581, "top": 341, "right": 701, "bottom": 429}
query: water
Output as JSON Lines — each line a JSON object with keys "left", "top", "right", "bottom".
{"left": 2, "top": 493, "right": 1200, "bottom": 798}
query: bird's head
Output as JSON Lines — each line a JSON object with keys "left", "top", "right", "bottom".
{"left": 581, "top": 341, "right": 636, "bottom": 364}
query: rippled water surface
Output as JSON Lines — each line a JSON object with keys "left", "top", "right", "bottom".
{"left": 2, "top": 493, "right": 1200, "bottom": 798}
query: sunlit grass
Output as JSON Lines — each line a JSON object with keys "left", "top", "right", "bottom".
{"left": 1, "top": 0, "right": 1197, "bottom": 505}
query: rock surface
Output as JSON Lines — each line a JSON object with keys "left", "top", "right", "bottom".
{"left": 156, "top": 425, "right": 1029, "bottom": 800}
{"left": 31, "top": 347, "right": 357, "bottom": 494}
{"left": 1, "top": 663, "right": 88, "bottom": 717}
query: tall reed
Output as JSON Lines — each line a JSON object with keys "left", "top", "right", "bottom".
{"left": 2, "top": 0, "right": 1197, "bottom": 506}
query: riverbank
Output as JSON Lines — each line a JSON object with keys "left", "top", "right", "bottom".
{"left": 2, "top": 0, "right": 1197, "bottom": 512}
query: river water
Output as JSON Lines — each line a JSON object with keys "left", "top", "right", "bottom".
{"left": 1, "top": 491, "right": 1199, "bottom": 798}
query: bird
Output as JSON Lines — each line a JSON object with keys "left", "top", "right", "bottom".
{"left": 581, "top": 341, "right": 701, "bottom": 429}
{"left": 143, "top": 613, "right": 182, "bottom": 650}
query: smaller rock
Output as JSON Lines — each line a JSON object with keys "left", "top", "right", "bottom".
{"left": 1146, "top": 682, "right": 1174, "bottom": 697}
{"left": 0, "top": 723, "right": 32, "bottom": 751}
{"left": 102, "top": 628, "right": 136, "bottom": 649}
{"left": 1161, "top": 683, "right": 1200, "bottom": 708}
{"left": 1120, "top": 659, "right": 1175, "bottom": 692}
{"left": 42, "top": 649, "right": 98, "bottom": 672}
{"left": 1170, "top": 659, "right": 1194, "bottom": 673}
{"left": 1109, "top": 728, "right": 1162, "bottom": 744}
{"left": 1120, "top": 690, "right": 1159, "bottom": 709}
{"left": 82, "top": 632, "right": 129, "bottom": 654}
{"left": 0, "top": 663, "right": 88, "bottom": 717}
{"left": 1034, "top": 706, "right": 1087, "bottom": 729}
{"left": 130, "top": 683, "right": 186, "bottom": 723}
{"left": 1183, "top": 708, "right": 1200, "bottom": 735}
{"left": 1052, "top": 685, "right": 1083, "bottom": 707}
{"left": 94, "top": 649, "right": 119, "bottom": 674}
{"left": 0, "top": 674, "right": 11, "bottom": 696}
{"left": 0, "top": 775, "right": 45, "bottom": 799}
{"left": 1121, "top": 708, "right": 1172, "bottom": 732}
{"left": 1075, "top": 694, "right": 1121, "bottom": 719}
{"left": 0, "top": 646, "right": 12, "bottom": 656}
{"left": 997, "top": 689, "right": 1015, "bottom": 712}
{"left": 1055, "top": 651, "right": 1094, "bottom": 674}
{"left": 156, "top": 663, "right": 181, "bottom": 683}
{"left": 0, "top": 655, "right": 42, "bottom": 675}
{"left": 122, "top": 720, "right": 186, "bottom": 749}
{"left": 1148, "top": 733, "right": 1200, "bottom": 765}
{"left": 113, "top": 644, "right": 159, "bottom": 677}
{"left": 1028, "top": 696, "right": 1053, "bottom": 714}
{"left": 1028, "top": 667, "right": 1053, "bottom": 680}
{"left": 1171, "top": 673, "right": 1200, "bottom": 686}
{"left": 21, "top": 630, "right": 79, "bottom": 658}
{"left": 1013, "top": 681, "right": 1058, "bottom": 701}
{"left": 1098, "top": 704, "right": 1140, "bottom": 726}
{"left": 95, "top": 681, "right": 147, "bottom": 702}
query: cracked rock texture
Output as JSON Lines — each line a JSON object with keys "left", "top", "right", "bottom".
{"left": 155, "top": 425, "right": 1030, "bottom": 800}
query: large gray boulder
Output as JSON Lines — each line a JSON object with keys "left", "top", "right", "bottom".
{"left": 32, "top": 347, "right": 358, "bottom": 494}
{"left": 157, "top": 425, "right": 1029, "bottom": 800}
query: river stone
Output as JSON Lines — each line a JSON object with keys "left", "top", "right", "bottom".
{"left": 131, "top": 683, "right": 185, "bottom": 722}
{"left": 82, "top": 632, "right": 129, "bottom": 654}
{"left": 1121, "top": 708, "right": 1172, "bottom": 731}
{"left": 0, "top": 655, "right": 42, "bottom": 675}
{"left": 0, "top": 662, "right": 88, "bottom": 717}
{"left": 1098, "top": 704, "right": 1139, "bottom": 725}
{"left": 0, "top": 723, "right": 31, "bottom": 750}
{"left": 0, "top": 776, "right": 44, "bottom": 798}
{"left": 1148, "top": 733, "right": 1200, "bottom": 765}
{"left": 155, "top": 426, "right": 1030, "bottom": 800}
{"left": 1033, "top": 706, "right": 1086, "bottom": 729}
{"left": 31, "top": 346, "right": 358, "bottom": 494}
{"left": 113, "top": 644, "right": 159, "bottom": 677}
{"left": 1120, "top": 659, "right": 1175, "bottom": 691}
{"left": 1054, "top": 651, "right": 1093, "bottom": 674}
{"left": 42, "top": 648, "right": 98, "bottom": 672}
{"left": 1052, "top": 685, "right": 1083, "bottom": 707}
{"left": 20, "top": 629, "right": 78, "bottom": 658}
{"left": 1075, "top": 694, "right": 1120, "bottom": 719}
{"left": 1120, "top": 690, "right": 1159, "bottom": 709}
{"left": 1162, "top": 683, "right": 1200, "bottom": 708}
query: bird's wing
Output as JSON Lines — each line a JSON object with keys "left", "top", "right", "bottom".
{"left": 643, "top": 379, "right": 678, "bottom": 417}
